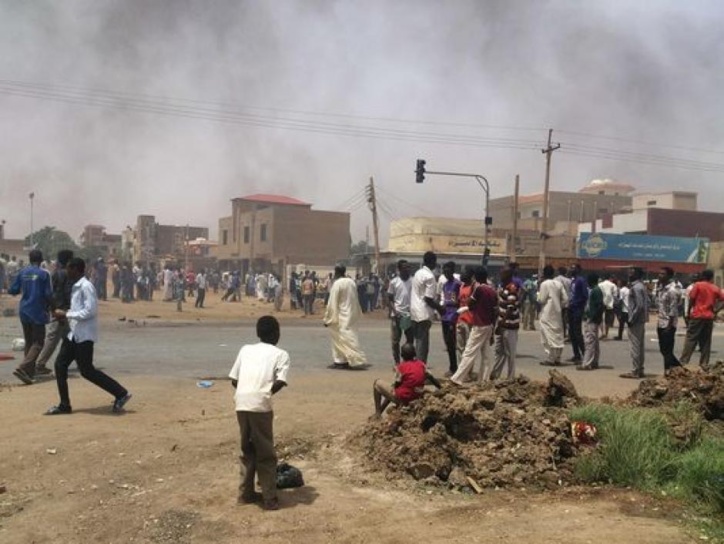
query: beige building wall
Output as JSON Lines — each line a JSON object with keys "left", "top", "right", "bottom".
{"left": 214, "top": 199, "right": 350, "bottom": 272}
{"left": 632, "top": 191, "right": 697, "bottom": 211}
{"left": 489, "top": 191, "right": 633, "bottom": 230}
{"left": 387, "top": 217, "right": 576, "bottom": 262}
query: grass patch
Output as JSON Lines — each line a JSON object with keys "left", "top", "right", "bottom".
{"left": 570, "top": 402, "right": 724, "bottom": 516}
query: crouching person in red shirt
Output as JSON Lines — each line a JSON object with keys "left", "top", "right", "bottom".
{"left": 373, "top": 343, "right": 441, "bottom": 417}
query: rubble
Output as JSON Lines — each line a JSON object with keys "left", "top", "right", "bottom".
{"left": 354, "top": 371, "right": 581, "bottom": 490}
{"left": 627, "top": 365, "right": 723, "bottom": 421}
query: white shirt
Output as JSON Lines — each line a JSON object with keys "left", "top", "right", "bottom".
{"left": 66, "top": 276, "right": 99, "bottom": 343}
{"left": 599, "top": 279, "right": 618, "bottom": 310}
{"left": 411, "top": 266, "right": 437, "bottom": 322}
{"left": 387, "top": 276, "right": 412, "bottom": 316}
{"left": 196, "top": 273, "right": 207, "bottom": 289}
{"left": 619, "top": 286, "right": 630, "bottom": 313}
{"left": 228, "top": 342, "right": 290, "bottom": 412}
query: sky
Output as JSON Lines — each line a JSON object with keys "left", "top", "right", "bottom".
{"left": 0, "top": 0, "right": 723, "bottom": 246}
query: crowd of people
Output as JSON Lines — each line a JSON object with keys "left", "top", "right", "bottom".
{"left": 4, "top": 248, "right": 723, "bottom": 512}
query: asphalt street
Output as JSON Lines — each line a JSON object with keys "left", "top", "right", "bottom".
{"left": 1, "top": 315, "right": 721, "bottom": 398}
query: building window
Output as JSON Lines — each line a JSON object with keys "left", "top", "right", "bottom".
{"left": 260, "top": 224, "right": 267, "bottom": 242}
{"left": 243, "top": 226, "right": 250, "bottom": 244}
{"left": 222, "top": 230, "right": 228, "bottom": 245}
{"left": 598, "top": 190, "right": 604, "bottom": 195}
{"left": 532, "top": 210, "right": 540, "bottom": 218}
{"left": 647, "top": 200, "right": 657, "bottom": 206}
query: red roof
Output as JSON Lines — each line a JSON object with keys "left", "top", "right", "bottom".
{"left": 238, "top": 194, "right": 310, "bottom": 206}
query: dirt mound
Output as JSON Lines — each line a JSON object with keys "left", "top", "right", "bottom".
{"left": 627, "top": 366, "right": 724, "bottom": 421}
{"left": 353, "top": 371, "right": 581, "bottom": 491}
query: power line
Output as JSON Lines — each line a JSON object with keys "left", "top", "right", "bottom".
{"left": 557, "top": 128, "right": 724, "bottom": 157}
{"left": 1, "top": 78, "right": 723, "bottom": 173}
{"left": 0, "top": 78, "right": 548, "bottom": 134}
{"left": 0, "top": 81, "right": 542, "bottom": 151}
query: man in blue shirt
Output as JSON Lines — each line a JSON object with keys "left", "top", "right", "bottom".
{"left": 8, "top": 249, "right": 52, "bottom": 384}
{"left": 568, "top": 263, "right": 588, "bottom": 363}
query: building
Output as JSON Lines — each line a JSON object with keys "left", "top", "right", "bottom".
{"left": 79, "top": 224, "right": 122, "bottom": 259}
{"left": 0, "top": 221, "right": 27, "bottom": 262}
{"left": 489, "top": 179, "right": 635, "bottom": 232}
{"left": 382, "top": 217, "right": 577, "bottom": 274}
{"left": 576, "top": 190, "right": 724, "bottom": 275}
{"left": 126, "top": 215, "right": 209, "bottom": 266}
{"left": 214, "top": 194, "right": 350, "bottom": 275}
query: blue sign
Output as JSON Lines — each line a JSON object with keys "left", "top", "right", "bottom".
{"left": 578, "top": 233, "right": 709, "bottom": 263}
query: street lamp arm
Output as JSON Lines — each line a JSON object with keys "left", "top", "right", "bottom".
{"left": 415, "top": 167, "right": 492, "bottom": 266}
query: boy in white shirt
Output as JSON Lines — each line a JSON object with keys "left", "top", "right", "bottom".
{"left": 229, "top": 316, "right": 290, "bottom": 510}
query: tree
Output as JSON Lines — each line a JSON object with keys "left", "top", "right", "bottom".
{"left": 349, "top": 240, "right": 374, "bottom": 268}
{"left": 350, "top": 240, "right": 373, "bottom": 256}
{"left": 24, "top": 227, "right": 80, "bottom": 260}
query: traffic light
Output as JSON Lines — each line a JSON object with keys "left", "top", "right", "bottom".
{"left": 415, "top": 159, "right": 426, "bottom": 183}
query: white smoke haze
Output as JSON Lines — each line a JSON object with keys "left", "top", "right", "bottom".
{"left": 0, "top": 0, "right": 722, "bottom": 245}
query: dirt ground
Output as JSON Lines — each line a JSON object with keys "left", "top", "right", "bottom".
{"left": 0, "top": 293, "right": 707, "bottom": 543}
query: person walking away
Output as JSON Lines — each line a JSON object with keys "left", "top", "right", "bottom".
{"left": 372, "top": 343, "right": 441, "bottom": 417}
{"left": 598, "top": 274, "right": 618, "bottom": 339}
{"left": 410, "top": 251, "right": 438, "bottom": 364}
{"left": 387, "top": 260, "right": 414, "bottom": 365}
{"left": 8, "top": 249, "right": 53, "bottom": 384}
{"left": 491, "top": 269, "right": 520, "bottom": 380}
{"left": 555, "top": 267, "right": 572, "bottom": 341}
{"left": 538, "top": 265, "right": 569, "bottom": 366}
{"left": 288, "top": 272, "right": 299, "bottom": 310}
{"left": 195, "top": 269, "right": 207, "bottom": 308}
{"left": 45, "top": 257, "right": 132, "bottom": 414}
{"left": 301, "top": 273, "right": 315, "bottom": 316}
{"left": 620, "top": 267, "right": 649, "bottom": 379}
{"left": 323, "top": 265, "right": 367, "bottom": 369}
{"left": 93, "top": 258, "right": 108, "bottom": 301}
{"left": 616, "top": 281, "right": 630, "bottom": 340}
{"left": 683, "top": 274, "right": 699, "bottom": 330}
{"left": 272, "top": 274, "right": 283, "bottom": 312}
{"left": 679, "top": 269, "right": 723, "bottom": 371}
{"left": 568, "top": 264, "right": 588, "bottom": 363}
{"left": 522, "top": 275, "right": 538, "bottom": 331}
{"left": 578, "top": 273, "right": 604, "bottom": 371}
{"left": 228, "top": 316, "right": 289, "bottom": 511}
{"left": 655, "top": 267, "right": 682, "bottom": 375}
{"left": 35, "top": 250, "right": 75, "bottom": 376}
{"left": 439, "top": 261, "right": 461, "bottom": 376}
{"left": 455, "top": 268, "right": 475, "bottom": 363}
{"left": 450, "top": 266, "right": 497, "bottom": 385}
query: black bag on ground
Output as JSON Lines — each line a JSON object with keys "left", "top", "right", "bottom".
{"left": 276, "top": 462, "right": 304, "bottom": 489}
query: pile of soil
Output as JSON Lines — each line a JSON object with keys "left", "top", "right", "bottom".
{"left": 354, "top": 371, "right": 581, "bottom": 491}
{"left": 627, "top": 365, "right": 724, "bottom": 421}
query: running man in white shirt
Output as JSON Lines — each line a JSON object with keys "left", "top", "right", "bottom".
{"left": 229, "top": 316, "right": 290, "bottom": 510}
{"left": 45, "top": 258, "right": 132, "bottom": 415}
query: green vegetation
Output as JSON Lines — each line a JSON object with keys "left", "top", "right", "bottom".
{"left": 569, "top": 402, "right": 724, "bottom": 539}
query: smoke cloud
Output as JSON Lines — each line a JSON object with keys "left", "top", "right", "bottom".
{"left": 0, "top": 0, "right": 722, "bottom": 245}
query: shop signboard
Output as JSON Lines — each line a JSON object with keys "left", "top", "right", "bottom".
{"left": 578, "top": 233, "right": 709, "bottom": 263}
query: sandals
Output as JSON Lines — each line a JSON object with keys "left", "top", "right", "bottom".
{"left": 619, "top": 372, "right": 644, "bottom": 379}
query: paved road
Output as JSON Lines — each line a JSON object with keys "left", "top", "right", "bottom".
{"left": 1, "top": 315, "right": 721, "bottom": 397}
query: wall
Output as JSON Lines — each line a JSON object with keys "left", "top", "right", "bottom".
{"left": 632, "top": 192, "right": 697, "bottom": 211}
{"left": 646, "top": 209, "right": 724, "bottom": 240}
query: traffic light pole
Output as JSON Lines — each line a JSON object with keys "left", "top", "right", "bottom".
{"left": 420, "top": 169, "right": 491, "bottom": 266}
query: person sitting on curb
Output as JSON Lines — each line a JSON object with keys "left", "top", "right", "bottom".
{"left": 372, "top": 343, "right": 441, "bottom": 417}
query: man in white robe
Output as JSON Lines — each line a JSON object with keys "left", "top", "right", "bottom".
{"left": 538, "top": 264, "right": 569, "bottom": 366}
{"left": 323, "top": 265, "right": 367, "bottom": 368}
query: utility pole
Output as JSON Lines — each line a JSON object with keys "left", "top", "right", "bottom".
{"left": 510, "top": 175, "right": 519, "bottom": 262}
{"left": 538, "top": 129, "right": 560, "bottom": 277}
{"left": 29, "top": 192, "right": 35, "bottom": 247}
{"left": 366, "top": 177, "right": 381, "bottom": 274}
